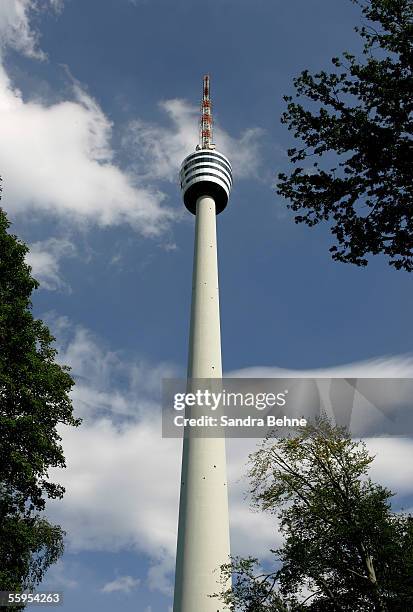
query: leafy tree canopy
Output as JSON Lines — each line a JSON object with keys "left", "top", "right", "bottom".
{"left": 0, "top": 184, "right": 81, "bottom": 594}
{"left": 214, "top": 416, "right": 413, "bottom": 611}
{"left": 277, "top": 0, "right": 413, "bottom": 270}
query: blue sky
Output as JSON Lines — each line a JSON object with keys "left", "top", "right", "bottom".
{"left": 1, "top": 1, "right": 412, "bottom": 610}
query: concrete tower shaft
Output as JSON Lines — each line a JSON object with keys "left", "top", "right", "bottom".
{"left": 173, "top": 195, "right": 230, "bottom": 612}
{"left": 173, "top": 76, "right": 232, "bottom": 611}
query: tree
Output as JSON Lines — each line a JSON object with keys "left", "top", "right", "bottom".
{"left": 214, "top": 416, "right": 413, "bottom": 611}
{"left": 0, "top": 182, "right": 81, "bottom": 597}
{"left": 277, "top": 0, "right": 413, "bottom": 270}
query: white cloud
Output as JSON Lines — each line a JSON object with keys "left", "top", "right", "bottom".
{"left": 26, "top": 237, "right": 75, "bottom": 291}
{"left": 110, "top": 252, "right": 122, "bottom": 266}
{"left": 48, "top": 0, "right": 64, "bottom": 10}
{"left": 160, "top": 242, "right": 178, "bottom": 252}
{"left": 0, "top": 65, "right": 174, "bottom": 235}
{"left": 0, "top": 0, "right": 60, "bottom": 60}
{"left": 228, "top": 355, "right": 413, "bottom": 379}
{"left": 0, "top": 2, "right": 175, "bottom": 236}
{"left": 122, "top": 98, "right": 265, "bottom": 183}
{"left": 101, "top": 575, "right": 140, "bottom": 594}
{"left": 45, "top": 316, "right": 182, "bottom": 593}
{"left": 49, "top": 416, "right": 181, "bottom": 553}
{"left": 147, "top": 554, "right": 174, "bottom": 597}
{"left": 365, "top": 437, "right": 413, "bottom": 495}
{"left": 47, "top": 315, "right": 180, "bottom": 420}
{"left": 47, "top": 415, "right": 181, "bottom": 595}
{"left": 40, "top": 560, "right": 79, "bottom": 590}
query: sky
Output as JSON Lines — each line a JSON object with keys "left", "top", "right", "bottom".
{"left": 1, "top": 1, "right": 412, "bottom": 610}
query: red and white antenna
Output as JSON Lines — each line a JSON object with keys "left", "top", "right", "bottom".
{"left": 198, "top": 74, "right": 215, "bottom": 150}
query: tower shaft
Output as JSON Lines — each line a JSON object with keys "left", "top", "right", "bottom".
{"left": 173, "top": 195, "right": 230, "bottom": 611}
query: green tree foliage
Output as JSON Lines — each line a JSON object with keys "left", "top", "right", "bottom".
{"left": 277, "top": 0, "right": 413, "bottom": 270}
{"left": 0, "top": 184, "right": 81, "bottom": 596}
{"left": 214, "top": 416, "right": 413, "bottom": 611}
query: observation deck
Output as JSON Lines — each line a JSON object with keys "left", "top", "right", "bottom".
{"left": 180, "top": 149, "right": 232, "bottom": 214}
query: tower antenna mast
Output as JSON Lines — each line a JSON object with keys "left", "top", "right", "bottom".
{"left": 198, "top": 74, "right": 215, "bottom": 150}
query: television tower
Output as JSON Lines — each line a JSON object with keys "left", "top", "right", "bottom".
{"left": 173, "top": 75, "right": 232, "bottom": 611}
